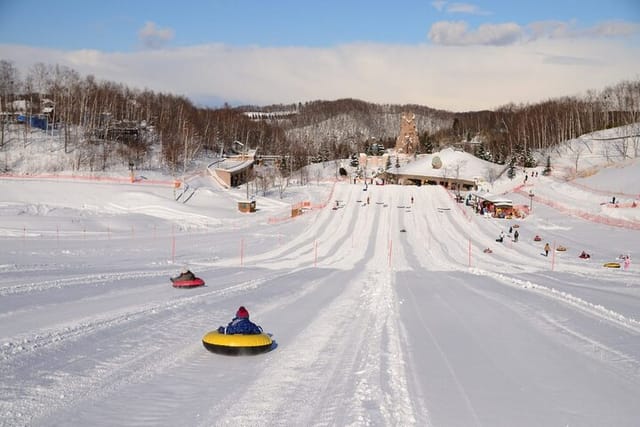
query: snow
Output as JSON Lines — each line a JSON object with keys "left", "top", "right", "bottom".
{"left": 1, "top": 125, "right": 640, "bottom": 426}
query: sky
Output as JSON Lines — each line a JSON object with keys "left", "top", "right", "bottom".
{"left": 1, "top": 0, "right": 640, "bottom": 110}
{"left": 0, "top": 123, "right": 639, "bottom": 426}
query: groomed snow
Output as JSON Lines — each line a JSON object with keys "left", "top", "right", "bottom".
{"left": 1, "top": 125, "right": 639, "bottom": 426}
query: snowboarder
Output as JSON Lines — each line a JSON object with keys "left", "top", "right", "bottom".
{"left": 218, "top": 306, "right": 263, "bottom": 335}
{"left": 544, "top": 243, "right": 551, "bottom": 256}
{"left": 171, "top": 267, "right": 195, "bottom": 282}
{"left": 513, "top": 230, "right": 519, "bottom": 242}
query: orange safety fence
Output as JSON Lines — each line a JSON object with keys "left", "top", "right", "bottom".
{"left": 0, "top": 172, "right": 176, "bottom": 187}
{"left": 514, "top": 187, "right": 640, "bottom": 230}
{"left": 267, "top": 180, "right": 337, "bottom": 224}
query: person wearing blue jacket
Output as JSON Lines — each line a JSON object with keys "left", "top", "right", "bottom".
{"left": 218, "top": 306, "right": 263, "bottom": 335}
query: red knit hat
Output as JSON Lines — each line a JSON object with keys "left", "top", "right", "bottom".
{"left": 236, "top": 306, "right": 249, "bottom": 318}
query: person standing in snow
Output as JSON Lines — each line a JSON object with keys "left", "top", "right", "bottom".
{"left": 218, "top": 306, "right": 263, "bottom": 335}
{"left": 544, "top": 243, "right": 551, "bottom": 256}
{"left": 513, "top": 230, "right": 519, "bottom": 242}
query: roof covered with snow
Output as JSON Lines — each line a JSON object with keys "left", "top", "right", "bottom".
{"left": 391, "top": 147, "right": 504, "bottom": 182}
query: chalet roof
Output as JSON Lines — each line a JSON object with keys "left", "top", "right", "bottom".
{"left": 471, "top": 192, "right": 513, "bottom": 206}
{"left": 391, "top": 147, "right": 502, "bottom": 182}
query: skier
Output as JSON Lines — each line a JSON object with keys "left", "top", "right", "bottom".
{"left": 218, "top": 306, "right": 263, "bottom": 335}
{"left": 544, "top": 243, "right": 551, "bottom": 256}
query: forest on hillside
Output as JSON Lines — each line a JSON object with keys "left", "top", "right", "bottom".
{"left": 1, "top": 59, "right": 639, "bottom": 174}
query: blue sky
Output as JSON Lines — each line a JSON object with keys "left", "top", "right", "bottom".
{"left": 1, "top": 1, "right": 639, "bottom": 110}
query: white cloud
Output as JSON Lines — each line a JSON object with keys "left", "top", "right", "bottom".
{"left": 1, "top": 35, "right": 638, "bottom": 112}
{"left": 429, "top": 21, "right": 522, "bottom": 46}
{"left": 431, "top": 1, "right": 447, "bottom": 12}
{"left": 588, "top": 20, "right": 640, "bottom": 37}
{"left": 528, "top": 19, "right": 640, "bottom": 40}
{"left": 430, "top": 19, "right": 640, "bottom": 46}
{"left": 446, "top": 3, "right": 491, "bottom": 15}
{"left": 431, "top": 1, "right": 491, "bottom": 15}
{"left": 138, "top": 21, "right": 175, "bottom": 50}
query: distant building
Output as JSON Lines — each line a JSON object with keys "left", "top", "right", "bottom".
{"left": 41, "top": 99, "right": 55, "bottom": 114}
{"left": 385, "top": 147, "right": 504, "bottom": 191}
{"left": 243, "top": 111, "right": 298, "bottom": 121}
{"left": 394, "top": 112, "right": 419, "bottom": 155}
{"left": 11, "top": 99, "right": 31, "bottom": 112}
{"left": 209, "top": 149, "right": 257, "bottom": 188}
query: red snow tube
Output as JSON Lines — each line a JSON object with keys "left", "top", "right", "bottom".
{"left": 172, "top": 278, "right": 205, "bottom": 288}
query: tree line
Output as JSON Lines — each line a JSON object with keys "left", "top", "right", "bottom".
{"left": 1, "top": 59, "right": 638, "bottom": 174}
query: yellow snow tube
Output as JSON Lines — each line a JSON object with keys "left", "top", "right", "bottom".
{"left": 603, "top": 262, "right": 621, "bottom": 269}
{"left": 202, "top": 330, "right": 273, "bottom": 355}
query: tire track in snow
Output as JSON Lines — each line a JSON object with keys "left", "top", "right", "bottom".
{"left": 199, "top": 190, "right": 417, "bottom": 426}
{"left": 470, "top": 268, "right": 640, "bottom": 334}
{"left": 403, "top": 282, "right": 483, "bottom": 427}
{"left": 0, "top": 268, "right": 178, "bottom": 297}
{"left": 0, "top": 271, "right": 293, "bottom": 363}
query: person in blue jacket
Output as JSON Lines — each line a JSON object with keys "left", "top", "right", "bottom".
{"left": 218, "top": 306, "right": 263, "bottom": 335}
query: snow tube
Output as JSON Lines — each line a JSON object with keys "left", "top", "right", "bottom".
{"left": 556, "top": 246, "right": 567, "bottom": 252}
{"left": 603, "top": 262, "right": 621, "bottom": 269}
{"left": 172, "top": 278, "right": 205, "bottom": 288}
{"left": 533, "top": 235, "right": 542, "bottom": 242}
{"left": 202, "top": 330, "right": 273, "bottom": 355}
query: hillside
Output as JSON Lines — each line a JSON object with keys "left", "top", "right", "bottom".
{"left": 1, "top": 124, "right": 639, "bottom": 426}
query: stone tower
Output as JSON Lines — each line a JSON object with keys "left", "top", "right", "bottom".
{"left": 395, "top": 112, "right": 418, "bottom": 155}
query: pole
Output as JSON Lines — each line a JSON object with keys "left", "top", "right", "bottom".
{"left": 171, "top": 235, "right": 176, "bottom": 264}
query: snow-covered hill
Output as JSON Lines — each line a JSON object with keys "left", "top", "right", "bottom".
{"left": 1, "top": 125, "right": 639, "bottom": 426}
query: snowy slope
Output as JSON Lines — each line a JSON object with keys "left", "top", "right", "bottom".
{"left": 1, "top": 127, "right": 639, "bottom": 427}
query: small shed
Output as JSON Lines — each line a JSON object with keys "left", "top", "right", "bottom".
{"left": 238, "top": 200, "right": 256, "bottom": 213}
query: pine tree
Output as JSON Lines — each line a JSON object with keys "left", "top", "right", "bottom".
{"left": 523, "top": 147, "right": 537, "bottom": 168}
{"left": 507, "top": 158, "right": 516, "bottom": 179}
{"left": 543, "top": 155, "right": 552, "bottom": 176}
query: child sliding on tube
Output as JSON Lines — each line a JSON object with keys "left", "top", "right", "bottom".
{"left": 218, "top": 306, "right": 263, "bottom": 335}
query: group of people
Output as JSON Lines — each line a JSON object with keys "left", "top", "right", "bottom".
{"left": 496, "top": 227, "right": 519, "bottom": 243}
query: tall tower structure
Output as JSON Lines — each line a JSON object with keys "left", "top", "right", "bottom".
{"left": 394, "top": 112, "right": 419, "bottom": 155}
